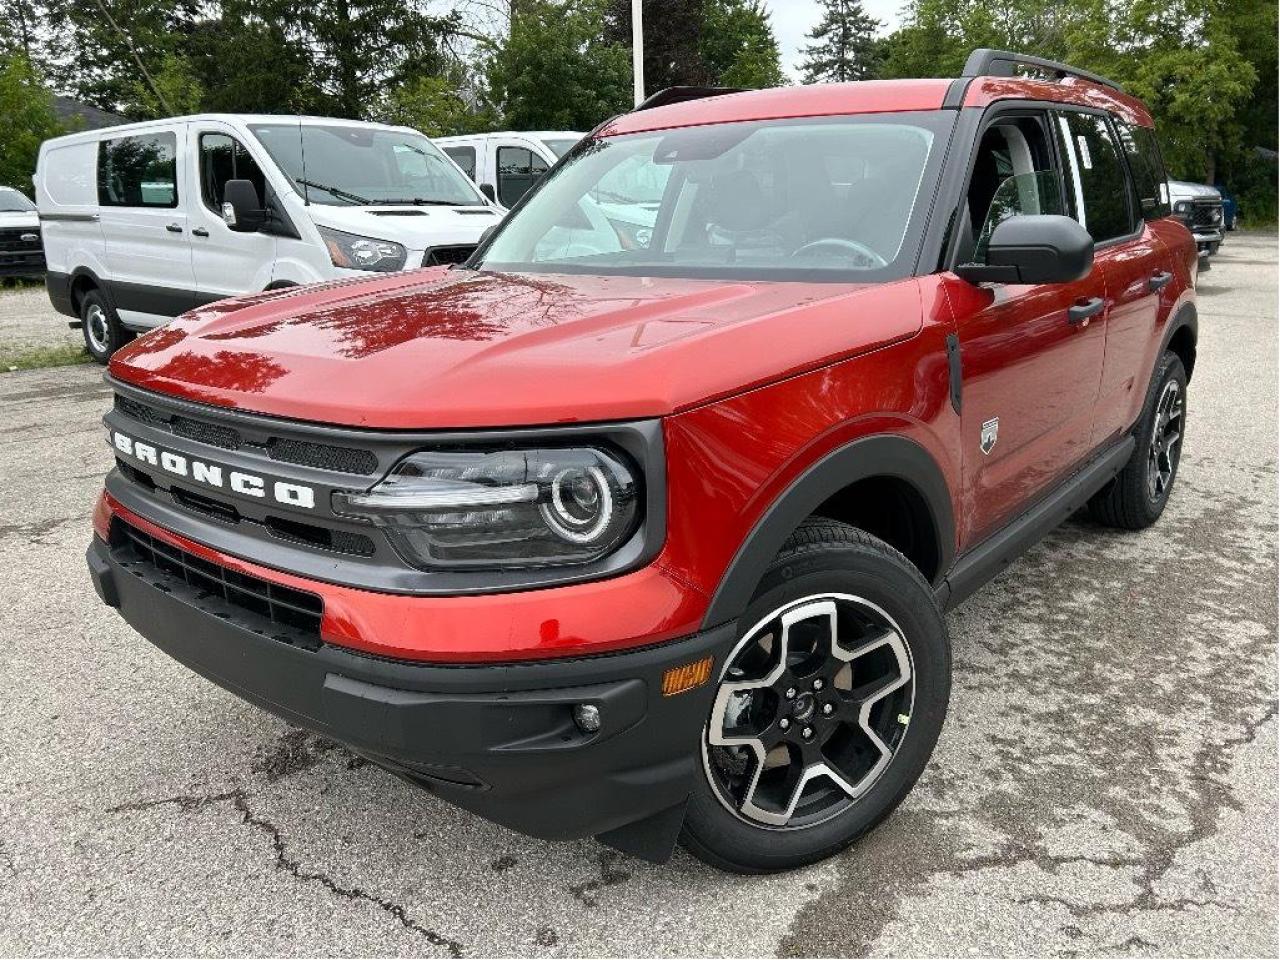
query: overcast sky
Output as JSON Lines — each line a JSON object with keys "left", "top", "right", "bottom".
{"left": 770, "top": 0, "right": 904, "bottom": 80}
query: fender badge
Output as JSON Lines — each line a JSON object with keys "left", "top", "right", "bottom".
{"left": 981, "top": 417, "right": 999, "bottom": 455}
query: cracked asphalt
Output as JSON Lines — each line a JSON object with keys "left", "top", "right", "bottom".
{"left": 0, "top": 232, "right": 1276, "bottom": 957}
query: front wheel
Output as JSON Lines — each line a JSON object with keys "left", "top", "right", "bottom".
{"left": 680, "top": 520, "right": 950, "bottom": 873}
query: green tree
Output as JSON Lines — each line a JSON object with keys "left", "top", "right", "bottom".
{"left": 0, "top": 52, "right": 63, "bottom": 190}
{"left": 376, "top": 74, "right": 496, "bottom": 136}
{"left": 489, "top": 0, "right": 630, "bottom": 129}
{"left": 604, "top": 0, "right": 709, "bottom": 92}
{"left": 798, "top": 0, "right": 881, "bottom": 83}
{"left": 702, "top": 0, "right": 785, "bottom": 88}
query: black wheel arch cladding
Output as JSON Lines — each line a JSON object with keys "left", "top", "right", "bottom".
{"left": 700, "top": 434, "right": 956, "bottom": 630}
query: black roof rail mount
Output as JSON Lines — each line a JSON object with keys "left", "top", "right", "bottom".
{"left": 633, "top": 86, "right": 747, "bottom": 112}
{"left": 962, "top": 48, "right": 1123, "bottom": 93}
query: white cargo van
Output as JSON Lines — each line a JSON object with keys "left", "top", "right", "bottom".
{"left": 436, "top": 131, "right": 582, "bottom": 209}
{"left": 36, "top": 115, "right": 501, "bottom": 361}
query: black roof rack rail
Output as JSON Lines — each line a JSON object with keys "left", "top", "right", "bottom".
{"left": 961, "top": 48, "right": 1123, "bottom": 93}
{"left": 633, "top": 85, "right": 747, "bottom": 112}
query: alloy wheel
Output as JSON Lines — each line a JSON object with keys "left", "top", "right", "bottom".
{"left": 702, "top": 594, "right": 915, "bottom": 829}
{"left": 1147, "top": 379, "right": 1183, "bottom": 502}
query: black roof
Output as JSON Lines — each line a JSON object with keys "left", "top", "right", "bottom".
{"left": 51, "top": 96, "right": 125, "bottom": 131}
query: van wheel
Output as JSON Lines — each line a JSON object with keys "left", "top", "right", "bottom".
{"left": 81, "top": 290, "right": 133, "bottom": 363}
{"left": 680, "top": 520, "right": 950, "bottom": 873}
{"left": 1088, "top": 351, "right": 1187, "bottom": 530}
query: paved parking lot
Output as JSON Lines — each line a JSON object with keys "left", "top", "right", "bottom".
{"left": 1, "top": 233, "right": 1275, "bottom": 957}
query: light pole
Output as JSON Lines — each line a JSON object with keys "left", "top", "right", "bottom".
{"left": 631, "top": 0, "right": 645, "bottom": 105}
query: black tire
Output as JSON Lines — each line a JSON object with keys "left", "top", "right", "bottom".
{"left": 1088, "top": 351, "right": 1187, "bottom": 529}
{"left": 1208, "top": 241, "right": 1221, "bottom": 255}
{"left": 680, "top": 519, "right": 950, "bottom": 873}
{"left": 80, "top": 289, "right": 133, "bottom": 364}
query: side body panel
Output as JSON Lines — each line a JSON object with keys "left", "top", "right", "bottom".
{"left": 940, "top": 268, "right": 1107, "bottom": 545}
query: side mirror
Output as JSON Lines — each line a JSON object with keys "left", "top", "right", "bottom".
{"left": 957, "top": 214, "right": 1094, "bottom": 285}
{"left": 478, "top": 182, "right": 496, "bottom": 203}
{"left": 222, "top": 179, "right": 264, "bottom": 232}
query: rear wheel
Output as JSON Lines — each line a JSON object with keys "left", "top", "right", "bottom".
{"left": 81, "top": 290, "right": 133, "bottom": 363}
{"left": 1088, "top": 351, "right": 1187, "bottom": 529}
{"left": 680, "top": 520, "right": 950, "bottom": 873}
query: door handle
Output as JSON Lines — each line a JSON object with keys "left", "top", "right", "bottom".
{"left": 165, "top": 223, "right": 183, "bottom": 233}
{"left": 192, "top": 227, "right": 209, "bottom": 238}
{"left": 1068, "top": 297, "right": 1105, "bottom": 326}
{"left": 1148, "top": 270, "right": 1172, "bottom": 292}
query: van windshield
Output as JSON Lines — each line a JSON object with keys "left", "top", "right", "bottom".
{"left": 477, "top": 112, "right": 951, "bottom": 281}
{"left": 250, "top": 124, "right": 486, "bottom": 207}
{"left": 0, "top": 187, "right": 35, "bottom": 213}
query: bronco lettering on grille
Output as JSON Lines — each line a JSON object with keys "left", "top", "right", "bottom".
{"left": 112, "top": 430, "right": 316, "bottom": 509}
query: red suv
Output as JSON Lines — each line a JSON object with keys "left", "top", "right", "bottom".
{"left": 88, "top": 50, "right": 1198, "bottom": 873}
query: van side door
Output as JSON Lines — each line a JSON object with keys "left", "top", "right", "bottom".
{"left": 187, "top": 122, "right": 277, "bottom": 299}
{"left": 492, "top": 139, "right": 551, "bottom": 209}
{"left": 942, "top": 108, "right": 1109, "bottom": 544}
{"left": 96, "top": 126, "right": 196, "bottom": 327}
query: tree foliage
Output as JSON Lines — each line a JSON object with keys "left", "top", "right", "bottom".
{"left": 798, "top": 0, "right": 881, "bottom": 83}
{"left": 877, "top": 0, "right": 1275, "bottom": 213}
{"left": 0, "top": 52, "right": 64, "bottom": 191}
{"left": 489, "top": 0, "right": 631, "bottom": 130}
{"left": 701, "top": 0, "right": 786, "bottom": 89}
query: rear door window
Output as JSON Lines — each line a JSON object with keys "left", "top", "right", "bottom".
{"left": 496, "top": 146, "right": 549, "bottom": 208}
{"left": 1116, "top": 122, "right": 1171, "bottom": 220}
{"left": 97, "top": 132, "right": 179, "bottom": 208}
{"left": 1056, "top": 112, "right": 1137, "bottom": 242}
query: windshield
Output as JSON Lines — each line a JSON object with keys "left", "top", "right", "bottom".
{"left": 250, "top": 124, "right": 485, "bottom": 207}
{"left": 541, "top": 138, "right": 579, "bottom": 159}
{"left": 0, "top": 187, "right": 35, "bottom": 213}
{"left": 479, "top": 113, "right": 949, "bottom": 280}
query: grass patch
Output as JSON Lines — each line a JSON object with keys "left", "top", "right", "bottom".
{"left": 1, "top": 342, "right": 93, "bottom": 372}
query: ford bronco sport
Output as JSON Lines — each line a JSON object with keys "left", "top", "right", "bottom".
{"left": 87, "top": 50, "right": 1198, "bottom": 873}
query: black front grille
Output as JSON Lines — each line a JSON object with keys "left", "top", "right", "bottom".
{"left": 115, "top": 395, "right": 377, "bottom": 472}
{"left": 1188, "top": 201, "right": 1223, "bottom": 229}
{"left": 116, "top": 395, "right": 243, "bottom": 450}
{"left": 0, "top": 227, "right": 41, "bottom": 253}
{"left": 268, "top": 437, "right": 378, "bottom": 475}
{"left": 423, "top": 244, "right": 476, "bottom": 266}
{"left": 113, "top": 518, "right": 323, "bottom": 647}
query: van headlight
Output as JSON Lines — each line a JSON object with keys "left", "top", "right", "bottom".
{"left": 318, "top": 225, "right": 407, "bottom": 272}
{"left": 1174, "top": 201, "right": 1192, "bottom": 214}
{"left": 332, "top": 447, "right": 640, "bottom": 569}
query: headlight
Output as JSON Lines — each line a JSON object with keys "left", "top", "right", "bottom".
{"left": 1174, "top": 201, "right": 1192, "bottom": 214}
{"left": 318, "top": 226, "right": 407, "bottom": 272}
{"left": 332, "top": 447, "right": 640, "bottom": 569}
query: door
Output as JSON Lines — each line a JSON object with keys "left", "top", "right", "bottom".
{"left": 188, "top": 124, "right": 276, "bottom": 299}
{"left": 1081, "top": 115, "right": 1176, "bottom": 443}
{"left": 96, "top": 127, "right": 196, "bottom": 325}
{"left": 945, "top": 110, "right": 1108, "bottom": 543}
{"left": 493, "top": 142, "right": 550, "bottom": 209}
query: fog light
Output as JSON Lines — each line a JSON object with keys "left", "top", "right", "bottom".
{"left": 572, "top": 703, "right": 601, "bottom": 733}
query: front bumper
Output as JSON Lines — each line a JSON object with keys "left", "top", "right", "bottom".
{"left": 87, "top": 533, "right": 731, "bottom": 852}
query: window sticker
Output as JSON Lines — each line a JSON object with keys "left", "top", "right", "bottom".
{"left": 1077, "top": 135, "right": 1093, "bottom": 170}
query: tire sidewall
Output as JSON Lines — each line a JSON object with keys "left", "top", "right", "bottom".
{"left": 1135, "top": 352, "right": 1188, "bottom": 521}
{"left": 684, "top": 538, "right": 950, "bottom": 871}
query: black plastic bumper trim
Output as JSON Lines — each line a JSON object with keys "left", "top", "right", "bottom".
{"left": 88, "top": 535, "right": 734, "bottom": 847}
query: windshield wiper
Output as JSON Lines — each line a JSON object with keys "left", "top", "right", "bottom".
{"left": 375, "top": 197, "right": 474, "bottom": 207}
{"left": 294, "top": 179, "right": 372, "bottom": 205}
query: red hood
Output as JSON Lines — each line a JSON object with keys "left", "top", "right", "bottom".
{"left": 109, "top": 268, "right": 923, "bottom": 429}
